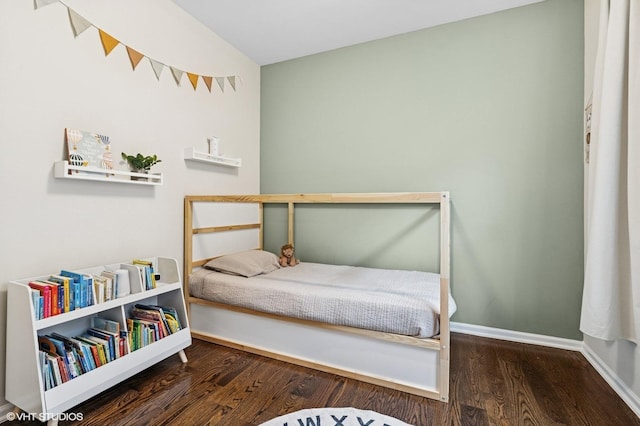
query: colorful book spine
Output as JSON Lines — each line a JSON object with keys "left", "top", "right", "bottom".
{"left": 49, "top": 275, "right": 72, "bottom": 313}
{"left": 28, "top": 282, "right": 51, "bottom": 318}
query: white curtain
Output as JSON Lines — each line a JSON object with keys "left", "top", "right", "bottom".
{"left": 581, "top": 0, "right": 640, "bottom": 344}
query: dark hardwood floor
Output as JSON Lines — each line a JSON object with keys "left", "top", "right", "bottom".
{"left": 9, "top": 333, "right": 639, "bottom": 425}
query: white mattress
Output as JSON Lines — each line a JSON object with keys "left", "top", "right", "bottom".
{"left": 189, "top": 262, "right": 456, "bottom": 338}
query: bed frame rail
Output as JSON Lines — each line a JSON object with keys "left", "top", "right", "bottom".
{"left": 184, "top": 192, "right": 451, "bottom": 402}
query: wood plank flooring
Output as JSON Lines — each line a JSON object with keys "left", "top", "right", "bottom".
{"left": 10, "top": 333, "right": 639, "bottom": 425}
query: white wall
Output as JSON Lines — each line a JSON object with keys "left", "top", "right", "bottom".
{"left": 0, "top": 0, "right": 260, "bottom": 409}
{"left": 582, "top": 0, "right": 640, "bottom": 412}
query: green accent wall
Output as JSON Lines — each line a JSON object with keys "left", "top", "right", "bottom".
{"left": 260, "top": 0, "right": 584, "bottom": 339}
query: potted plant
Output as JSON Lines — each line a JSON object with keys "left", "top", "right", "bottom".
{"left": 121, "top": 152, "right": 161, "bottom": 180}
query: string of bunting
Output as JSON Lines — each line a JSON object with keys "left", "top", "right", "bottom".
{"left": 33, "top": 0, "right": 239, "bottom": 93}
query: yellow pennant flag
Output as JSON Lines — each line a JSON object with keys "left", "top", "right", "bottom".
{"left": 187, "top": 73, "right": 199, "bottom": 90}
{"left": 99, "top": 30, "right": 119, "bottom": 56}
{"left": 126, "top": 47, "right": 144, "bottom": 70}
{"left": 202, "top": 76, "right": 213, "bottom": 92}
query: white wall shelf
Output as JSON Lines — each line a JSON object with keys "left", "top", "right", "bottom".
{"left": 54, "top": 161, "right": 163, "bottom": 186}
{"left": 183, "top": 147, "right": 242, "bottom": 168}
{"left": 5, "top": 257, "right": 191, "bottom": 425}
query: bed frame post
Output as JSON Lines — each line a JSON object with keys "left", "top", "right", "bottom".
{"left": 259, "top": 202, "right": 264, "bottom": 249}
{"left": 183, "top": 196, "right": 194, "bottom": 319}
{"left": 287, "top": 202, "right": 294, "bottom": 245}
{"left": 438, "top": 192, "right": 451, "bottom": 402}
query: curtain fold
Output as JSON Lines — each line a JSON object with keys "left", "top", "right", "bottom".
{"left": 581, "top": 0, "right": 640, "bottom": 344}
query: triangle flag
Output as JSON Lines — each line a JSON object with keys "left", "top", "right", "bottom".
{"left": 202, "top": 76, "right": 213, "bottom": 92}
{"left": 170, "top": 67, "right": 184, "bottom": 86}
{"left": 126, "top": 47, "right": 144, "bottom": 70}
{"left": 68, "top": 8, "right": 92, "bottom": 37}
{"left": 187, "top": 72, "right": 199, "bottom": 90}
{"left": 34, "top": 0, "right": 57, "bottom": 10}
{"left": 215, "top": 76, "right": 225, "bottom": 92}
{"left": 98, "top": 30, "right": 119, "bottom": 56}
{"left": 227, "top": 76, "right": 237, "bottom": 91}
{"left": 149, "top": 58, "right": 164, "bottom": 80}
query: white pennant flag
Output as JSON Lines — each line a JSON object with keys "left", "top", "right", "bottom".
{"left": 170, "top": 67, "right": 184, "bottom": 86}
{"left": 215, "top": 77, "right": 225, "bottom": 92}
{"left": 149, "top": 58, "right": 164, "bottom": 80}
{"left": 227, "top": 76, "right": 237, "bottom": 91}
{"left": 67, "top": 8, "right": 92, "bottom": 38}
{"left": 34, "top": 0, "right": 58, "bottom": 9}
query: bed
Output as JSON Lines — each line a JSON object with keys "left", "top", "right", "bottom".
{"left": 183, "top": 192, "right": 453, "bottom": 401}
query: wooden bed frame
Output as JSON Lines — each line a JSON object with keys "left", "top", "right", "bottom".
{"left": 183, "top": 192, "right": 451, "bottom": 402}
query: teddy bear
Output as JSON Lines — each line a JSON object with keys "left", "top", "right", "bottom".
{"left": 279, "top": 243, "right": 300, "bottom": 267}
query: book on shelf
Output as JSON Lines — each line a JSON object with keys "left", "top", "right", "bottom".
{"left": 28, "top": 287, "right": 44, "bottom": 320}
{"left": 38, "top": 280, "right": 62, "bottom": 316}
{"left": 126, "top": 318, "right": 160, "bottom": 352}
{"left": 92, "top": 316, "right": 120, "bottom": 334}
{"left": 60, "top": 270, "right": 94, "bottom": 309}
{"left": 28, "top": 282, "right": 52, "bottom": 318}
{"left": 42, "top": 351, "right": 64, "bottom": 387}
{"left": 92, "top": 275, "right": 111, "bottom": 303}
{"left": 134, "top": 304, "right": 182, "bottom": 334}
{"left": 130, "top": 306, "right": 168, "bottom": 338}
{"left": 162, "top": 306, "right": 183, "bottom": 332}
{"left": 77, "top": 334, "right": 110, "bottom": 365}
{"left": 74, "top": 336, "right": 104, "bottom": 368}
{"left": 99, "top": 270, "right": 117, "bottom": 300}
{"left": 91, "top": 316, "right": 130, "bottom": 357}
{"left": 84, "top": 329, "right": 116, "bottom": 363}
{"left": 36, "top": 318, "right": 129, "bottom": 389}
{"left": 126, "top": 304, "right": 183, "bottom": 352}
{"left": 132, "top": 259, "right": 157, "bottom": 290}
{"left": 49, "top": 274, "right": 74, "bottom": 313}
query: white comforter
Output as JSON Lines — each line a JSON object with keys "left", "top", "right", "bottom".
{"left": 189, "top": 262, "right": 456, "bottom": 338}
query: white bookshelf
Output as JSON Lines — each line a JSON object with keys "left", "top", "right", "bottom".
{"left": 54, "top": 161, "right": 163, "bottom": 186}
{"left": 5, "top": 257, "right": 191, "bottom": 425}
{"left": 183, "top": 147, "right": 242, "bottom": 168}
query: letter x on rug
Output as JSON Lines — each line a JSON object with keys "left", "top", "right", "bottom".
{"left": 260, "top": 407, "right": 412, "bottom": 426}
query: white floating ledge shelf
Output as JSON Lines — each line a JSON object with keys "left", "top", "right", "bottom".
{"left": 184, "top": 147, "right": 242, "bottom": 168}
{"left": 54, "top": 161, "right": 163, "bottom": 186}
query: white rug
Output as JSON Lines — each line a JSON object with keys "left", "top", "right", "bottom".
{"left": 260, "top": 407, "right": 413, "bottom": 426}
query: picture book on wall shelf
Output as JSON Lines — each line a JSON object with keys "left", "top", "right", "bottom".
{"left": 65, "top": 128, "right": 113, "bottom": 171}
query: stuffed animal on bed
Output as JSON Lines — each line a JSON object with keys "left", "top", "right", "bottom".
{"left": 279, "top": 243, "right": 300, "bottom": 267}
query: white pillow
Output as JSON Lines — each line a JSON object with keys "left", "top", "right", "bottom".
{"left": 203, "top": 250, "right": 280, "bottom": 277}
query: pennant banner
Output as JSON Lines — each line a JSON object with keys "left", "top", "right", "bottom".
{"left": 203, "top": 76, "right": 213, "bottom": 92}
{"left": 126, "top": 47, "right": 144, "bottom": 70}
{"left": 215, "top": 76, "right": 225, "bottom": 92}
{"left": 187, "top": 73, "right": 199, "bottom": 90}
{"left": 170, "top": 67, "right": 184, "bottom": 86}
{"left": 227, "top": 76, "right": 236, "bottom": 91}
{"left": 67, "top": 8, "right": 91, "bottom": 37}
{"left": 34, "top": 0, "right": 239, "bottom": 94}
{"left": 99, "top": 30, "right": 119, "bottom": 56}
{"left": 149, "top": 58, "right": 164, "bottom": 80}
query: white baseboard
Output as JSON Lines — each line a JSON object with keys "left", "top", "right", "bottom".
{"left": 581, "top": 344, "right": 640, "bottom": 418}
{"left": 451, "top": 322, "right": 640, "bottom": 418}
{"left": 450, "top": 321, "right": 583, "bottom": 351}
{"left": 0, "top": 403, "right": 13, "bottom": 424}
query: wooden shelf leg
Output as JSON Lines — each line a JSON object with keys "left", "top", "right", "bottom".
{"left": 178, "top": 349, "right": 188, "bottom": 363}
